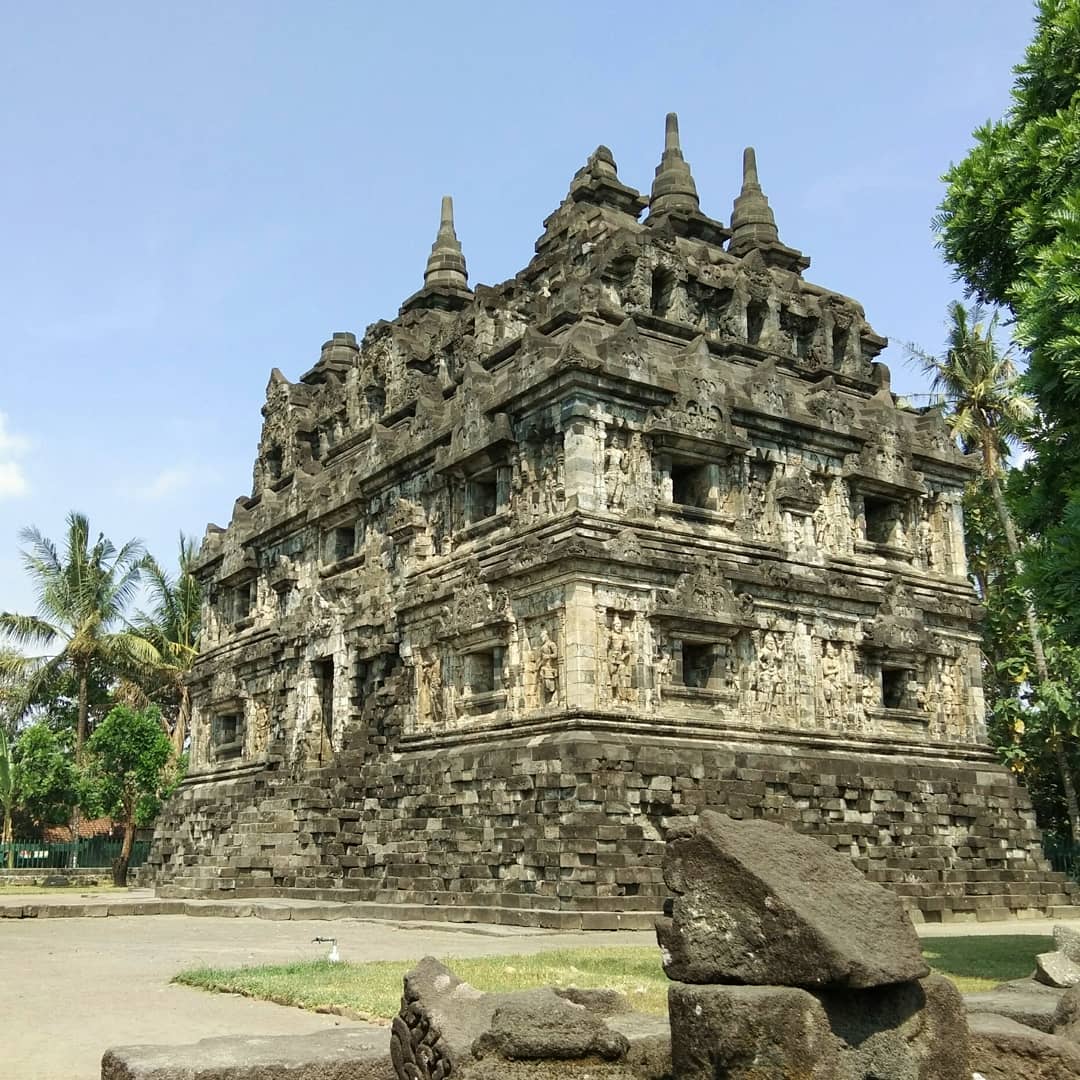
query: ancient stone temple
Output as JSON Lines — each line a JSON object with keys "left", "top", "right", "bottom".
{"left": 147, "top": 115, "right": 1074, "bottom": 926}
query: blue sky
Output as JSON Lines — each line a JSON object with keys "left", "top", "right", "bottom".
{"left": 0, "top": 1, "right": 1035, "bottom": 620}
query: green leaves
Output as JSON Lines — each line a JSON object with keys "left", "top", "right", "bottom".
{"left": 937, "top": 0, "right": 1080, "bottom": 636}
{"left": 84, "top": 705, "right": 177, "bottom": 825}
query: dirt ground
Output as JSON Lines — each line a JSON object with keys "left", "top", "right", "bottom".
{"left": 1, "top": 912, "right": 653, "bottom": 1080}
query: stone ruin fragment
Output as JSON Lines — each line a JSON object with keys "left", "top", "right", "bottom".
{"left": 145, "top": 113, "right": 1074, "bottom": 928}
{"left": 659, "top": 810, "right": 970, "bottom": 1080}
{"left": 391, "top": 957, "right": 669, "bottom": 1080}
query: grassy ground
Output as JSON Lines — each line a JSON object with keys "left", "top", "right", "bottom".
{"left": 174, "top": 936, "right": 1051, "bottom": 1021}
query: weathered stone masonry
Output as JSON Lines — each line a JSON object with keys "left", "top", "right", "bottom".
{"left": 146, "top": 115, "right": 1074, "bottom": 925}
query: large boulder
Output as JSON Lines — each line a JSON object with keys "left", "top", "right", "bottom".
{"left": 389, "top": 957, "right": 668, "bottom": 1080}
{"left": 655, "top": 811, "right": 928, "bottom": 988}
{"left": 668, "top": 974, "right": 969, "bottom": 1080}
{"left": 968, "top": 1011, "right": 1080, "bottom": 1080}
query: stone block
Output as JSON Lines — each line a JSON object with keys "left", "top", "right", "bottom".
{"left": 656, "top": 810, "right": 927, "bottom": 988}
{"left": 669, "top": 975, "right": 967, "bottom": 1080}
{"left": 390, "top": 957, "right": 667, "bottom": 1080}
{"left": 100, "top": 1028, "right": 393, "bottom": 1080}
{"left": 969, "top": 1011, "right": 1080, "bottom": 1079}
{"left": 965, "top": 978, "right": 1064, "bottom": 1033}
{"left": 1056, "top": 923, "right": 1080, "bottom": 965}
{"left": 1037, "top": 951, "right": 1080, "bottom": 989}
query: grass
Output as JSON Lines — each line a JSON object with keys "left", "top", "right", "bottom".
{"left": 921, "top": 934, "right": 1051, "bottom": 993}
{"left": 174, "top": 936, "right": 1052, "bottom": 1020}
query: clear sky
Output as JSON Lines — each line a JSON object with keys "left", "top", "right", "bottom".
{"left": 0, "top": 1, "right": 1035, "bottom": 620}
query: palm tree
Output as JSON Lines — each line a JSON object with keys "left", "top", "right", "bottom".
{"left": 0, "top": 513, "right": 153, "bottom": 758}
{"left": 130, "top": 536, "right": 202, "bottom": 754}
{"left": 0, "top": 726, "right": 16, "bottom": 869}
{"left": 908, "top": 303, "right": 1080, "bottom": 838}
{"left": 0, "top": 514, "right": 154, "bottom": 862}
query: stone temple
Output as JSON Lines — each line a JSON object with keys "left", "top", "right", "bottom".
{"left": 147, "top": 115, "right": 1075, "bottom": 926}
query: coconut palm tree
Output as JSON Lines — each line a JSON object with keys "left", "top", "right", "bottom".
{"left": 0, "top": 513, "right": 153, "bottom": 759}
{"left": 0, "top": 513, "right": 157, "bottom": 865}
{"left": 908, "top": 303, "right": 1080, "bottom": 838}
{"left": 129, "top": 536, "right": 202, "bottom": 754}
{"left": 0, "top": 726, "right": 16, "bottom": 869}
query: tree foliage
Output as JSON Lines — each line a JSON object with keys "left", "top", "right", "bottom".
{"left": 0, "top": 512, "right": 153, "bottom": 757}
{"left": 936, "top": 0, "right": 1080, "bottom": 633}
{"left": 84, "top": 705, "right": 178, "bottom": 884}
{"left": 11, "top": 724, "right": 77, "bottom": 831}
{"left": 128, "top": 536, "right": 202, "bottom": 752}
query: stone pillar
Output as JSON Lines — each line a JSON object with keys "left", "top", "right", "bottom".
{"left": 562, "top": 405, "right": 602, "bottom": 511}
{"left": 562, "top": 581, "right": 598, "bottom": 710}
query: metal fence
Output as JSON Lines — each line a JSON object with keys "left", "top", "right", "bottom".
{"left": 1042, "top": 833, "right": 1080, "bottom": 880}
{"left": 0, "top": 838, "right": 150, "bottom": 870}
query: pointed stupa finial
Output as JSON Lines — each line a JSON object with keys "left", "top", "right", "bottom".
{"left": 743, "top": 146, "right": 760, "bottom": 189}
{"left": 648, "top": 112, "right": 700, "bottom": 217}
{"left": 423, "top": 195, "right": 469, "bottom": 291}
{"left": 729, "top": 146, "right": 779, "bottom": 254}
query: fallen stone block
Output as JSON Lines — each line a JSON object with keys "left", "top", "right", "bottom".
{"left": 390, "top": 957, "right": 668, "bottom": 1080}
{"left": 100, "top": 1028, "right": 393, "bottom": 1080}
{"left": 655, "top": 810, "right": 928, "bottom": 988}
{"left": 966, "top": 978, "right": 1063, "bottom": 1033}
{"left": 1052, "top": 983, "right": 1080, "bottom": 1043}
{"left": 669, "top": 975, "right": 968, "bottom": 1080}
{"left": 1037, "top": 951, "right": 1080, "bottom": 989}
{"left": 968, "top": 1011, "right": 1080, "bottom": 1080}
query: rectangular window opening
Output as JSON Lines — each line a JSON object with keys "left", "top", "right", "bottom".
{"left": 331, "top": 524, "right": 356, "bottom": 562}
{"left": 747, "top": 301, "right": 767, "bottom": 346}
{"left": 881, "top": 667, "right": 907, "bottom": 710}
{"left": 681, "top": 642, "right": 718, "bottom": 689}
{"left": 465, "top": 650, "right": 497, "bottom": 695}
{"left": 466, "top": 476, "right": 498, "bottom": 524}
{"left": 314, "top": 657, "right": 334, "bottom": 740}
{"left": 864, "top": 496, "right": 904, "bottom": 545}
{"left": 212, "top": 713, "right": 243, "bottom": 760}
{"left": 671, "top": 462, "right": 716, "bottom": 509}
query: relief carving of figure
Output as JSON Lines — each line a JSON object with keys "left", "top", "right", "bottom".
{"left": 819, "top": 641, "right": 842, "bottom": 724}
{"left": 535, "top": 628, "right": 559, "bottom": 706}
{"left": 654, "top": 646, "right": 672, "bottom": 706}
{"left": 917, "top": 507, "right": 933, "bottom": 569}
{"left": 604, "top": 436, "right": 629, "bottom": 510}
{"left": 754, "top": 631, "right": 781, "bottom": 714}
{"left": 418, "top": 653, "right": 445, "bottom": 727}
{"left": 607, "top": 614, "right": 635, "bottom": 704}
{"left": 541, "top": 460, "right": 560, "bottom": 516}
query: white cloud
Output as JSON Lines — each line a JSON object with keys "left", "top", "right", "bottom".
{"left": 0, "top": 461, "right": 27, "bottom": 498}
{"left": 136, "top": 467, "right": 193, "bottom": 501}
{"left": 0, "top": 412, "right": 29, "bottom": 498}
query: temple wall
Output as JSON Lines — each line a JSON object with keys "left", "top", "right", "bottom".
{"left": 147, "top": 728, "right": 1072, "bottom": 926}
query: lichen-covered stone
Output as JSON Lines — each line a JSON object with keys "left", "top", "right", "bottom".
{"left": 1052, "top": 983, "right": 1080, "bottom": 1043}
{"left": 656, "top": 810, "right": 927, "bottom": 988}
{"left": 389, "top": 958, "right": 665, "bottom": 1080}
{"left": 969, "top": 1011, "right": 1080, "bottom": 1080}
{"left": 668, "top": 975, "right": 968, "bottom": 1080}
{"left": 1056, "top": 924, "right": 1080, "bottom": 965}
{"left": 966, "top": 978, "right": 1064, "bottom": 1034}
{"left": 1037, "top": 951, "right": 1080, "bottom": 989}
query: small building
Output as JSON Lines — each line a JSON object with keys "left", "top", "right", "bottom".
{"left": 147, "top": 116, "right": 1072, "bottom": 926}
